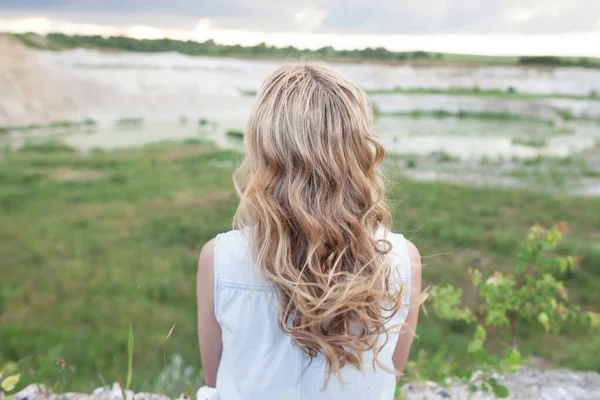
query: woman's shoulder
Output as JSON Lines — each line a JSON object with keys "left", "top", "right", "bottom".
{"left": 404, "top": 238, "right": 421, "bottom": 269}
{"left": 200, "top": 228, "right": 261, "bottom": 285}
{"left": 387, "top": 231, "right": 421, "bottom": 269}
{"left": 216, "top": 228, "right": 251, "bottom": 245}
{"left": 199, "top": 229, "right": 249, "bottom": 255}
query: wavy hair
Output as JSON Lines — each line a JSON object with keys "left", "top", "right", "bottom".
{"left": 233, "top": 63, "right": 403, "bottom": 381}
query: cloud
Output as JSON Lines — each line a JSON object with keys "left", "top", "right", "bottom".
{"left": 294, "top": 7, "right": 327, "bottom": 32}
{"left": 1, "top": 0, "right": 599, "bottom": 35}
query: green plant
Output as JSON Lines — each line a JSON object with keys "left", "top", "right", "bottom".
{"left": 225, "top": 130, "right": 244, "bottom": 139}
{"left": 405, "top": 158, "right": 417, "bottom": 169}
{"left": 125, "top": 326, "right": 134, "bottom": 390}
{"left": 430, "top": 223, "right": 600, "bottom": 397}
{"left": 522, "top": 155, "right": 544, "bottom": 166}
{"left": 116, "top": 325, "right": 134, "bottom": 400}
{"left": 555, "top": 108, "right": 574, "bottom": 121}
{"left": 0, "top": 361, "right": 20, "bottom": 398}
{"left": 431, "top": 150, "right": 461, "bottom": 163}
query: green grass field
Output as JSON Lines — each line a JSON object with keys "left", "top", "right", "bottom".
{"left": 1, "top": 140, "right": 599, "bottom": 394}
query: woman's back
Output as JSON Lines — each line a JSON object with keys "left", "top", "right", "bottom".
{"left": 212, "top": 228, "right": 412, "bottom": 400}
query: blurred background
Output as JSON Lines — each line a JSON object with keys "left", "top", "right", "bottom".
{"left": 0, "top": 0, "right": 599, "bottom": 397}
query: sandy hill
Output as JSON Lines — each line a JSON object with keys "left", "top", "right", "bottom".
{"left": 0, "top": 34, "right": 74, "bottom": 127}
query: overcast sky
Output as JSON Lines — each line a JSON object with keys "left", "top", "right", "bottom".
{"left": 1, "top": 0, "right": 599, "bottom": 55}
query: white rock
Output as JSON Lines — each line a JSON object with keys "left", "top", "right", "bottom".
{"left": 12, "top": 366, "right": 600, "bottom": 400}
{"left": 14, "top": 384, "right": 48, "bottom": 400}
{"left": 400, "top": 366, "right": 600, "bottom": 399}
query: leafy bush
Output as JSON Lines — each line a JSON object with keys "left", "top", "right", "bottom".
{"left": 430, "top": 223, "right": 600, "bottom": 397}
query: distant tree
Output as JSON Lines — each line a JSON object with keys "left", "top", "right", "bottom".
{"left": 412, "top": 51, "right": 430, "bottom": 59}
{"left": 519, "top": 56, "right": 564, "bottom": 66}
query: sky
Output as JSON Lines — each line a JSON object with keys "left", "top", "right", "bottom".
{"left": 0, "top": 0, "right": 599, "bottom": 56}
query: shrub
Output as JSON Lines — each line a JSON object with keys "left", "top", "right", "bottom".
{"left": 430, "top": 223, "right": 600, "bottom": 397}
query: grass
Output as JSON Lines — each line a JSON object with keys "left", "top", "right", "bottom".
{"left": 430, "top": 150, "right": 461, "bottom": 163}
{"left": 377, "top": 109, "right": 554, "bottom": 125}
{"left": 0, "top": 119, "right": 97, "bottom": 133}
{"left": 18, "top": 140, "right": 76, "bottom": 154}
{"left": 242, "top": 86, "right": 600, "bottom": 102}
{"left": 0, "top": 140, "right": 599, "bottom": 393}
{"left": 501, "top": 156, "right": 600, "bottom": 187}
{"left": 116, "top": 118, "right": 144, "bottom": 127}
{"left": 366, "top": 87, "right": 600, "bottom": 101}
{"left": 511, "top": 137, "right": 548, "bottom": 148}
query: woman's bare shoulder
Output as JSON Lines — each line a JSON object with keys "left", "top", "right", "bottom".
{"left": 404, "top": 238, "right": 422, "bottom": 270}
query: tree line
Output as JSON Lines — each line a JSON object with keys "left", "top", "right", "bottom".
{"left": 13, "top": 33, "right": 600, "bottom": 68}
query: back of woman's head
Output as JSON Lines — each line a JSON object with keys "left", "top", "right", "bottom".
{"left": 234, "top": 63, "right": 402, "bottom": 380}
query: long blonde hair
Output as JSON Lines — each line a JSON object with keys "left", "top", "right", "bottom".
{"left": 233, "top": 63, "right": 403, "bottom": 380}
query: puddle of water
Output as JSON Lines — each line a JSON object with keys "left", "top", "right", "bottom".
{"left": 376, "top": 117, "right": 600, "bottom": 159}
{"left": 2, "top": 120, "right": 245, "bottom": 152}
{"left": 3, "top": 117, "right": 600, "bottom": 196}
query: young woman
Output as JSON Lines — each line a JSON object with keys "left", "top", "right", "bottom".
{"left": 197, "top": 63, "right": 422, "bottom": 400}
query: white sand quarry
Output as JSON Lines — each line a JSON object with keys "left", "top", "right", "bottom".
{"left": 0, "top": 35, "right": 75, "bottom": 126}
{"left": 1, "top": 34, "right": 600, "bottom": 163}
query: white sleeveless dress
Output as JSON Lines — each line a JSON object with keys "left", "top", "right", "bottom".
{"left": 208, "top": 228, "right": 412, "bottom": 400}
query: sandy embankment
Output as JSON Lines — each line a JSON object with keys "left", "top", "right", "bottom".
{"left": 0, "top": 34, "right": 75, "bottom": 127}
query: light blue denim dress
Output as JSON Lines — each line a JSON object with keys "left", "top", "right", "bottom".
{"left": 210, "top": 228, "right": 412, "bottom": 400}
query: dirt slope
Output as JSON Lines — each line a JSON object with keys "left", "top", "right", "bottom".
{"left": 0, "top": 34, "right": 74, "bottom": 127}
